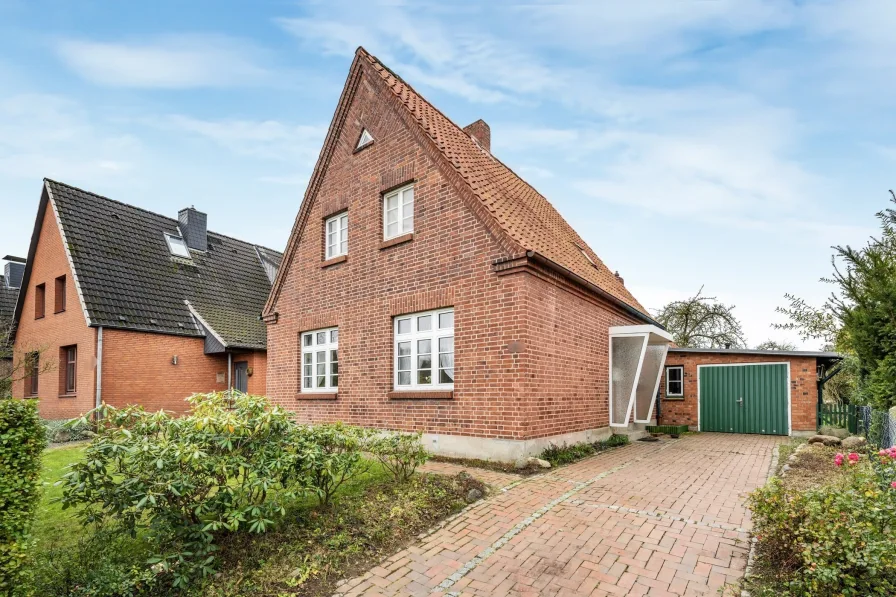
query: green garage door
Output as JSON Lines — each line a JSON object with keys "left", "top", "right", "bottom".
{"left": 699, "top": 364, "right": 789, "bottom": 435}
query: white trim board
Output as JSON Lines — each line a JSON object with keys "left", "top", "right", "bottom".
{"left": 696, "top": 362, "right": 791, "bottom": 436}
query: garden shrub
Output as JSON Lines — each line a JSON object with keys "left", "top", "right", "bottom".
{"left": 291, "top": 422, "right": 371, "bottom": 505}
{"left": 43, "top": 418, "right": 93, "bottom": 444}
{"left": 749, "top": 447, "right": 896, "bottom": 596}
{"left": 540, "top": 434, "right": 629, "bottom": 466}
{"left": 0, "top": 399, "right": 47, "bottom": 595}
{"left": 367, "top": 432, "right": 429, "bottom": 482}
{"left": 59, "top": 392, "right": 302, "bottom": 588}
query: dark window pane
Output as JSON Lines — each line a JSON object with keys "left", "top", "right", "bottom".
{"left": 439, "top": 368, "right": 454, "bottom": 384}
{"left": 418, "top": 370, "right": 432, "bottom": 384}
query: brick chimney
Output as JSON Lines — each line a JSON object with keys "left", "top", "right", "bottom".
{"left": 2, "top": 255, "right": 25, "bottom": 289}
{"left": 178, "top": 207, "right": 207, "bottom": 252}
{"left": 463, "top": 119, "right": 490, "bottom": 152}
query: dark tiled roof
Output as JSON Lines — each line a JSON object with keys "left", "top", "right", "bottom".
{"left": 358, "top": 48, "right": 648, "bottom": 316}
{"left": 0, "top": 276, "right": 17, "bottom": 350}
{"left": 46, "top": 180, "right": 281, "bottom": 350}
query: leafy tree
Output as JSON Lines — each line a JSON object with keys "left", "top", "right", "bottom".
{"left": 773, "top": 293, "right": 840, "bottom": 347}
{"left": 754, "top": 339, "right": 798, "bottom": 351}
{"left": 654, "top": 287, "right": 746, "bottom": 348}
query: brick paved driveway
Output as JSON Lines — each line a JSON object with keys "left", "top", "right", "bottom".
{"left": 337, "top": 433, "right": 782, "bottom": 597}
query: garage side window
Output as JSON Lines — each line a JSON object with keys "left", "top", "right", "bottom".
{"left": 301, "top": 328, "right": 338, "bottom": 392}
{"left": 666, "top": 366, "right": 683, "bottom": 397}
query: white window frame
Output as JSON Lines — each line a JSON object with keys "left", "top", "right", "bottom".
{"left": 357, "top": 128, "right": 374, "bottom": 149}
{"left": 608, "top": 325, "right": 673, "bottom": 427}
{"left": 393, "top": 308, "right": 454, "bottom": 391}
{"left": 164, "top": 233, "right": 191, "bottom": 258}
{"left": 301, "top": 327, "right": 339, "bottom": 392}
{"left": 383, "top": 184, "right": 414, "bottom": 240}
{"left": 665, "top": 365, "right": 684, "bottom": 397}
{"left": 325, "top": 213, "right": 348, "bottom": 259}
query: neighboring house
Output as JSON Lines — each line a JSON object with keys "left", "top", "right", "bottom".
{"left": 1, "top": 256, "right": 25, "bottom": 391}
{"left": 657, "top": 347, "right": 841, "bottom": 436}
{"left": 11, "top": 180, "right": 281, "bottom": 419}
{"left": 264, "top": 48, "right": 675, "bottom": 461}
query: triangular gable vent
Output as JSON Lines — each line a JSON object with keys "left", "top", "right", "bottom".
{"left": 357, "top": 128, "right": 374, "bottom": 150}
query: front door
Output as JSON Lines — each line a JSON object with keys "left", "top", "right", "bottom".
{"left": 699, "top": 364, "right": 789, "bottom": 435}
{"left": 234, "top": 361, "right": 248, "bottom": 393}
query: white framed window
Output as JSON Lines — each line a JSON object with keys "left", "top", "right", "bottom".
{"left": 325, "top": 213, "right": 348, "bottom": 259}
{"left": 393, "top": 308, "right": 453, "bottom": 390}
{"left": 666, "top": 365, "right": 683, "bottom": 397}
{"left": 164, "top": 233, "right": 191, "bottom": 258}
{"left": 357, "top": 128, "right": 374, "bottom": 149}
{"left": 301, "top": 327, "right": 339, "bottom": 392}
{"left": 383, "top": 184, "right": 414, "bottom": 240}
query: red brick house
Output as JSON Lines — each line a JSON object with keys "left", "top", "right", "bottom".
{"left": 11, "top": 180, "right": 281, "bottom": 419}
{"left": 263, "top": 48, "right": 674, "bottom": 461}
{"left": 657, "top": 347, "right": 841, "bottom": 436}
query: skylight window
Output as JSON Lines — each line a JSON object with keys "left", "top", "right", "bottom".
{"left": 165, "top": 233, "right": 191, "bottom": 258}
{"left": 356, "top": 128, "right": 374, "bottom": 150}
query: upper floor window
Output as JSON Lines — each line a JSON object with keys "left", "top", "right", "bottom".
{"left": 54, "top": 275, "right": 66, "bottom": 313}
{"left": 356, "top": 128, "right": 374, "bottom": 150}
{"left": 393, "top": 308, "right": 454, "bottom": 390}
{"left": 164, "top": 233, "right": 191, "bottom": 258}
{"left": 35, "top": 283, "right": 45, "bottom": 319}
{"left": 325, "top": 213, "right": 348, "bottom": 259}
{"left": 666, "top": 365, "right": 683, "bottom": 397}
{"left": 301, "top": 327, "right": 338, "bottom": 392}
{"left": 383, "top": 184, "right": 414, "bottom": 240}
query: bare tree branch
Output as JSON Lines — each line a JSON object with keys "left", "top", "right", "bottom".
{"left": 652, "top": 287, "right": 747, "bottom": 348}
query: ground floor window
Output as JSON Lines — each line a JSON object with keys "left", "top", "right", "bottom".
{"left": 665, "top": 365, "right": 683, "bottom": 397}
{"left": 301, "top": 328, "right": 338, "bottom": 391}
{"left": 393, "top": 308, "right": 454, "bottom": 390}
{"left": 61, "top": 345, "right": 77, "bottom": 394}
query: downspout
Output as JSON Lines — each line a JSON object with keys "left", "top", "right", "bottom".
{"left": 227, "top": 352, "right": 232, "bottom": 392}
{"left": 95, "top": 326, "right": 103, "bottom": 410}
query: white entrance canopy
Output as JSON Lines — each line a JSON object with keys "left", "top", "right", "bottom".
{"left": 609, "top": 325, "right": 674, "bottom": 427}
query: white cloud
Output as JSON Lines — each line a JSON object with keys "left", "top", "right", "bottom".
{"left": 55, "top": 34, "right": 272, "bottom": 88}
{"left": 161, "top": 115, "right": 327, "bottom": 164}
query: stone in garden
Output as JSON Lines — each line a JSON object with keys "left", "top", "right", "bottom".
{"left": 527, "top": 457, "right": 552, "bottom": 469}
{"left": 808, "top": 435, "right": 842, "bottom": 446}
{"left": 818, "top": 426, "right": 849, "bottom": 439}
{"left": 465, "top": 488, "right": 483, "bottom": 503}
{"left": 781, "top": 464, "right": 790, "bottom": 473}
{"left": 841, "top": 436, "right": 867, "bottom": 450}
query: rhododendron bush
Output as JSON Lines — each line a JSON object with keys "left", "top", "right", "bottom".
{"left": 748, "top": 447, "right": 896, "bottom": 596}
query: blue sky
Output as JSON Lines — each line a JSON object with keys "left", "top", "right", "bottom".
{"left": 1, "top": 1, "right": 893, "bottom": 348}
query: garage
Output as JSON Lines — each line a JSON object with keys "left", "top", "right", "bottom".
{"left": 699, "top": 363, "right": 789, "bottom": 435}
{"left": 657, "top": 347, "right": 842, "bottom": 436}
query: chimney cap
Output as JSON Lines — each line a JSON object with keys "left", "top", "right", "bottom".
{"left": 2, "top": 255, "right": 26, "bottom": 263}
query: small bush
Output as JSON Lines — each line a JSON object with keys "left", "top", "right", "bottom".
{"left": 43, "top": 418, "right": 93, "bottom": 444}
{"left": 748, "top": 448, "right": 896, "bottom": 596}
{"left": 59, "top": 393, "right": 302, "bottom": 588}
{"left": 368, "top": 432, "right": 429, "bottom": 482}
{"left": 0, "top": 399, "right": 47, "bottom": 594}
{"left": 540, "top": 434, "right": 629, "bottom": 467}
{"left": 292, "top": 423, "right": 370, "bottom": 506}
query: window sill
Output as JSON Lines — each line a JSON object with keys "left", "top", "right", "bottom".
{"left": 54, "top": 309, "right": 66, "bottom": 314}
{"left": 321, "top": 255, "right": 347, "bottom": 268}
{"left": 35, "top": 315, "right": 45, "bottom": 320}
{"left": 296, "top": 392, "right": 338, "bottom": 401}
{"left": 663, "top": 396, "right": 685, "bottom": 401}
{"left": 379, "top": 233, "right": 414, "bottom": 250}
{"left": 58, "top": 394, "right": 77, "bottom": 399}
{"left": 388, "top": 390, "right": 453, "bottom": 400}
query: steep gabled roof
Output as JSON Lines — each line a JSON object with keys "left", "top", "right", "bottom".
{"left": 267, "top": 48, "right": 648, "bottom": 319}
{"left": 14, "top": 180, "right": 281, "bottom": 350}
{"left": 356, "top": 49, "right": 647, "bottom": 315}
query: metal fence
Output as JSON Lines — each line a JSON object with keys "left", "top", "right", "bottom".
{"left": 818, "top": 404, "right": 896, "bottom": 448}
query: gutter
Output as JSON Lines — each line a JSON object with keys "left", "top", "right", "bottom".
{"left": 524, "top": 251, "right": 662, "bottom": 328}
{"left": 95, "top": 326, "right": 103, "bottom": 411}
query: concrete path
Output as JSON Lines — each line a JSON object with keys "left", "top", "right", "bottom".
{"left": 337, "top": 433, "right": 782, "bottom": 597}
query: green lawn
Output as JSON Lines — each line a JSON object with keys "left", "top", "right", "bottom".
{"left": 27, "top": 443, "right": 474, "bottom": 596}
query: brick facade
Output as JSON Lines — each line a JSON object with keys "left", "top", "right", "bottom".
{"left": 13, "top": 198, "right": 269, "bottom": 419}
{"left": 265, "top": 61, "right": 642, "bottom": 444}
{"left": 658, "top": 350, "right": 818, "bottom": 433}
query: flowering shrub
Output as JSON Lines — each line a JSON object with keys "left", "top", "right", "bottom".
{"left": 749, "top": 447, "right": 896, "bottom": 596}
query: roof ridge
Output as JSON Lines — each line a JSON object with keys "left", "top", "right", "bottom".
{"left": 43, "top": 178, "right": 282, "bottom": 256}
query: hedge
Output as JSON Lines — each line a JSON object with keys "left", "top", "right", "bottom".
{"left": 0, "top": 399, "right": 47, "bottom": 594}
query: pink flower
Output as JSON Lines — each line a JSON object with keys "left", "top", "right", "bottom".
{"left": 892, "top": 481, "right": 896, "bottom": 489}
{"left": 848, "top": 452, "right": 860, "bottom": 464}
{"left": 834, "top": 453, "right": 844, "bottom": 467}
{"left": 880, "top": 449, "right": 887, "bottom": 457}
